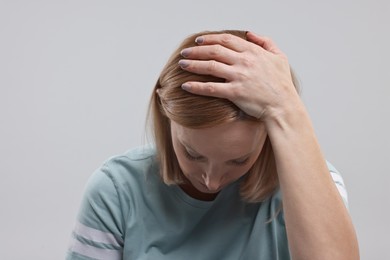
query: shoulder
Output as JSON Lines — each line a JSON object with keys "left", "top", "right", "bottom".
{"left": 77, "top": 145, "right": 159, "bottom": 228}
{"left": 82, "top": 145, "right": 159, "bottom": 210}
{"left": 98, "top": 145, "right": 159, "bottom": 186}
{"left": 87, "top": 145, "right": 159, "bottom": 195}
{"left": 104, "top": 144, "right": 157, "bottom": 170}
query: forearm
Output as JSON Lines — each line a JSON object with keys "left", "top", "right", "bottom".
{"left": 265, "top": 99, "right": 359, "bottom": 260}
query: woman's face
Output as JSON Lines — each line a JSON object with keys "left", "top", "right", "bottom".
{"left": 171, "top": 120, "right": 267, "bottom": 197}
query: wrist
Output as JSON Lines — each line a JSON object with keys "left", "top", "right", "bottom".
{"left": 263, "top": 97, "right": 308, "bottom": 131}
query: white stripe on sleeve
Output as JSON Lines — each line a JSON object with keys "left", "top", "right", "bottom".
{"left": 70, "top": 237, "right": 122, "bottom": 260}
{"left": 73, "top": 221, "right": 123, "bottom": 247}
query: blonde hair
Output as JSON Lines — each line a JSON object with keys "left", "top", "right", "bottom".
{"left": 148, "top": 30, "right": 300, "bottom": 203}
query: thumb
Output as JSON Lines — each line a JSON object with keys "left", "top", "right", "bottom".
{"left": 246, "top": 31, "right": 284, "bottom": 56}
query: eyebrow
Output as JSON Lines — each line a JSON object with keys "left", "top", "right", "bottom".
{"left": 181, "top": 141, "right": 252, "bottom": 162}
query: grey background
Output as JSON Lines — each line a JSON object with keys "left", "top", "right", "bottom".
{"left": 1, "top": 0, "right": 389, "bottom": 259}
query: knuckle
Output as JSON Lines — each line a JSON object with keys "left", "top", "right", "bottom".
{"left": 203, "top": 83, "right": 216, "bottom": 94}
{"left": 241, "top": 54, "right": 253, "bottom": 67}
{"left": 207, "top": 60, "right": 217, "bottom": 72}
{"left": 230, "top": 84, "right": 242, "bottom": 100}
{"left": 221, "top": 33, "right": 233, "bottom": 44}
{"left": 236, "top": 71, "right": 247, "bottom": 81}
{"left": 210, "top": 45, "right": 223, "bottom": 58}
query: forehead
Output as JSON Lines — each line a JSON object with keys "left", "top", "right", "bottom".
{"left": 171, "top": 120, "right": 265, "bottom": 156}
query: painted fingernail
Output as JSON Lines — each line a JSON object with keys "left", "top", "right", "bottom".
{"left": 195, "top": 36, "right": 204, "bottom": 44}
{"left": 180, "top": 48, "right": 191, "bottom": 57}
{"left": 181, "top": 83, "right": 191, "bottom": 91}
{"left": 178, "top": 59, "right": 189, "bottom": 68}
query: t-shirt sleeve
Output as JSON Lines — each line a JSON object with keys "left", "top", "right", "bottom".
{"left": 326, "top": 161, "right": 349, "bottom": 209}
{"left": 66, "top": 164, "right": 124, "bottom": 260}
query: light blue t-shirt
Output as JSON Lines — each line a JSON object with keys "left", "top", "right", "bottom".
{"left": 66, "top": 146, "right": 347, "bottom": 260}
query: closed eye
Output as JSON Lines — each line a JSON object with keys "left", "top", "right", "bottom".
{"left": 181, "top": 142, "right": 251, "bottom": 166}
{"left": 184, "top": 149, "right": 204, "bottom": 161}
{"left": 230, "top": 157, "right": 250, "bottom": 166}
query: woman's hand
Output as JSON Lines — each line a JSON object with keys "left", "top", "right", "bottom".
{"left": 179, "top": 32, "right": 301, "bottom": 121}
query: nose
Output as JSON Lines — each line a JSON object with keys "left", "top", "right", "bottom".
{"left": 202, "top": 173, "right": 223, "bottom": 192}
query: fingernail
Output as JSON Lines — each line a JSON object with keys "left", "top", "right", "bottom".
{"left": 181, "top": 83, "right": 191, "bottom": 91}
{"left": 178, "top": 59, "right": 189, "bottom": 68}
{"left": 195, "top": 36, "right": 204, "bottom": 44}
{"left": 180, "top": 48, "right": 191, "bottom": 57}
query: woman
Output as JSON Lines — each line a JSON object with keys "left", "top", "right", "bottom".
{"left": 67, "top": 30, "right": 359, "bottom": 259}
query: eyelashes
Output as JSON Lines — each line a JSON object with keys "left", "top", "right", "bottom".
{"left": 231, "top": 157, "right": 250, "bottom": 166}
{"left": 183, "top": 149, "right": 250, "bottom": 166}
{"left": 184, "top": 149, "right": 204, "bottom": 161}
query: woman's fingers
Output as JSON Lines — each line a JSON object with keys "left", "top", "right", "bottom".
{"left": 178, "top": 32, "right": 295, "bottom": 119}
{"left": 181, "top": 81, "right": 262, "bottom": 118}
{"left": 181, "top": 44, "right": 238, "bottom": 65}
{"left": 179, "top": 33, "right": 269, "bottom": 80}
{"left": 179, "top": 59, "right": 234, "bottom": 80}
{"left": 181, "top": 81, "right": 234, "bottom": 100}
{"left": 195, "top": 33, "right": 252, "bottom": 52}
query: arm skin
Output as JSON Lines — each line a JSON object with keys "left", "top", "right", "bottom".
{"left": 179, "top": 32, "right": 359, "bottom": 260}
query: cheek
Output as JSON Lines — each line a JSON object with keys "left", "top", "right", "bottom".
{"left": 231, "top": 163, "right": 255, "bottom": 180}
{"left": 228, "top": 153, "right": 262, "bottom": 180}
{"left": 172, "top": 137, "right": 197, "bottom": 177}
{"left": 241, "top": 162, "right": 256, "bottom": 175}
